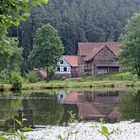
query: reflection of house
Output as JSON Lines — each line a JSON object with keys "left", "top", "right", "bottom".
{"left": 56, "top": 90, "right": 68, "bottom": 104}
{"left": 63, "top": 91, "right": 121, "bottom": 121}
{"left": 78, "top": 42, "right": 120, "bottom": 76}
{"left": 55, "top": 55, "right": 78, "bottom": 77}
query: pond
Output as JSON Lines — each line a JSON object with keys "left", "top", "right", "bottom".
{"left": 0, "top": 89, "right": 140, "bottom": 130}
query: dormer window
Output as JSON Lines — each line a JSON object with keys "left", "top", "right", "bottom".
{"left": 60, "top": 60, "right": 63, "bottom": 64}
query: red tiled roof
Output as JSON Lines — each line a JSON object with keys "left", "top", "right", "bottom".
{"left": 84, "top": 46, "right": 104, "bottom": 61}
{"left": 64, "top": 92, "right": 80, "bottom": 103}
{"left": 63, "top": 55, "right": 78, "bottom": 67}
{"left": 78, "top": 42, "right": 120, "bottom": 61}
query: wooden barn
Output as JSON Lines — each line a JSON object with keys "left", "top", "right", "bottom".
{"left": 77, "top": 42, "right": 120, "bottom": 76}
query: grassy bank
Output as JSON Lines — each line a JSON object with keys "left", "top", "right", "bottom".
{"left": 0, "top": 72, "right": 140, "bottom": 91}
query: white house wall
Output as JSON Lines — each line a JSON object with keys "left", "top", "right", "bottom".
{"left": 55, "top": 56, "right": 71, "bottom": 75}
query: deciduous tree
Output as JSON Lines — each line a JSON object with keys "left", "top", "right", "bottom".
{"left": 29, "top": 24, "right": 64, "bottom": 69}
{"left": 0, "top": 0, "right": 48, "bottom": 38}
{"left": 0, "top": 38, "right": 23, "bottom": 71}
{"left": 119, "top": 13, "right": 140, "bottom": 78}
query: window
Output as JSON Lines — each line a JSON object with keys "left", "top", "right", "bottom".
{"left": 64, "top": 67, "right": 67, "bottom": 71}
{"left": 60, "top": 60, "right": 63, "bottom": 64}
{"left": 57, "top": 67, "right": 60, "bottom": 71}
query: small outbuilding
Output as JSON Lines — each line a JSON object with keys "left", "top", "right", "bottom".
{"left": 55, "top": 55, "right": 78, "bottom": 77}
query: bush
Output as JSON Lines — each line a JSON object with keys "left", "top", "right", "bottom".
{"left": 47, "top": 66, "right": 55, "bottom": 80}
{"left": 25, "top": 70, "right": 40, "bottom": 83}
{"left": 0, "top": 69, "right": 11, "bottom": 84}
{"left": 0, "top": 85, "right": 4, "bottom": 91}
{"left": 11, "top": 71, "right": 23, "bottom": 91}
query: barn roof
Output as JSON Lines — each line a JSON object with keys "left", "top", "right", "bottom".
{"left": 64, "top": 92, "right": 80, "bottom": 103}
{"left": 63, "top": 55, "right": 78, "bottom": 67}
{"left": 78, "top": 42, "right": 120, "bottom": 61}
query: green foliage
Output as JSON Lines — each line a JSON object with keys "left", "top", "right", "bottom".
{"left": 11, "top": 71, "right": 23, "bottom": 91}
{"left": 119, "top": 90, "right": 140, "bottom": 121}
{"left": 15, "top": 119, "right": 32, "bottom": 132}
{"left": 0, "top": 135, "right": 7, "bottom": 140}
{"left": 0, "top": 118, "right": 32, "bottom": 140}
{"left": 58, "top": 134, "right": 63, "bottom": 140}
{"left": 29, "top": 23, "right": 64, "bottom": 68}
{"left": 15, "top": 119, "right": 23, "bottom": 127}
{"left": 57, "top": 111, "right": 78, "bottom": 140}
{"left": 14, "top": 130, "right": 27, "bottom": 140}
{"left": 12, "top": 0, "right": 140, "bottom": 57}
{"left": 90, "top": 119, "right": 117, "bottom": 140}
{"left": 0, "top": 37, "right": 23, "bottom": 72}
{"left": 0, "top": 37, "right": 23, "bottom": 85}
{"left": 0, "top": 0, "right": 48, "bottom": 73}
{"left": 22, "top": 127, "right": 32, "bottom": 132}
{"left": 119, "top": 13, "right": 140, "bottom": 78}
{"left": 0, "top": 0, "right": 48, "bottom": 38}
{"left": 25, "top": 70, "right": 39, "bottom": 83}
{"left": 0, "top": 70, "right": 11, "bottom": 84}
{"left": 47, "top": 66, "right": 56, "bottom": 79}
{"left": 8, "top": 38, "right": 23, "bottom": 71}
{"left": 99, "top": 126, "right": 110, "bottom": 137}
{"left": 7, "top": 0, "right": 140, "bottom": 72}
{"left": 84, "top": 72, "right": 133, "bottom": 81}
{"left": 67, "top": 111, "right": 76, "bottom": 124}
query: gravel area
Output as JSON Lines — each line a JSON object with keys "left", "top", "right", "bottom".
{"left": 23, "top": 121, "right": 140, "bottom": 140}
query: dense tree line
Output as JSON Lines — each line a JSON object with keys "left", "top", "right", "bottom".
{"left": 8, "top": 0, "right": 140, "bottom": 72}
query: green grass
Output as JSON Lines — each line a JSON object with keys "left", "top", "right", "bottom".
{"left": 0, "top": 72, "right": 139, "bottom": 91}
{"left": 84, "top": 72, "right": 136, "bottom": 81}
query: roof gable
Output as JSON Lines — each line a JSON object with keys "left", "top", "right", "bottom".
{"left": 84, "top": 46, "right": 104, "bottom": 61}
{"left": 63, "top": 55, "right": 78, "bottom": 67}
{"left": 78, "top": 42, "right": 120, "bottom": 61}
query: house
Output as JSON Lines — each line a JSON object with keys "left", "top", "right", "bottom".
{"left": 55, "top": 55, "right": 78, "bottom": 77}
{"left": 78, "top": 42, "right": 120, "bottom": 76}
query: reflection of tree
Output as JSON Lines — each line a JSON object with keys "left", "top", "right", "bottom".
{"left": 26, "top": 92, "right": 64, "bottom": 125}
{"left": 0, "top": 94, "right": 22, "bottom": 130}
{"left": 0, "top": 92, "right": 64, "bottom": 127}
{"left": 119, "top": 90, "right": 140, "bottom": 122}
{"left": 0, "top": 96, "right": 22, "bottom": 121}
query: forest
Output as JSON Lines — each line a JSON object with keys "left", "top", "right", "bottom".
{"left": 8, "top": 0, "right": 140, "bottom": 72}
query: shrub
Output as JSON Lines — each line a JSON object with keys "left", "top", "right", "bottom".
{"left": 25, "top": 70, "right": 40, "bottom": 83}
{"left": 47, "top": 66, "right": 55, "bottom": 80}
{"left": 11, "top": 71, "right": 23, "bottom": 91}
{"left": 0, "top": 85, "right": 4, "bottom": 91}
{"left": 0, "top": 69, "right": 11, "bottom": 84}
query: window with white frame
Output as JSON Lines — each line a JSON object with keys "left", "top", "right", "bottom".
{"left": 64, "top": 67, "right": 67, "bottom": 71}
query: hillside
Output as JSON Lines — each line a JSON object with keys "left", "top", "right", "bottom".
{"left": 9, "top": 0, "right": 140, "bottom": 71}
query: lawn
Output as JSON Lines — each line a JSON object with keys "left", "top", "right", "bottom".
{"left": 0, "top": 72, "right": 139, "bottom": 91}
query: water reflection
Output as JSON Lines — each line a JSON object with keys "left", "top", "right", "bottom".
{"left": 0, "top": 92, "right": 64, "bottom": 130}
{"left": 0, "top": 90, "right": 140, "bottom": 129}
{"left": 57, "top": 91, "right": 122, "bottom": 123}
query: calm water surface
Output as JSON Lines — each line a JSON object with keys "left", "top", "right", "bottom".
{"left": 0, "top": 89, "right": 140, "bottom": 129}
